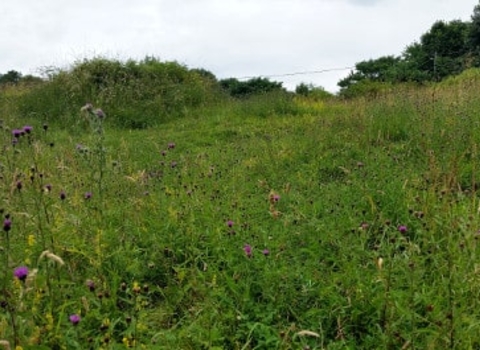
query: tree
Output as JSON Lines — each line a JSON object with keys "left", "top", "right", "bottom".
{"left": 338, "top": 18, "right": 472, "bottom": 94}
{"left": 469, "top": 2, "right": 480, "bottom": 50}
{"left": 424, "top": 20, "right": 470, "bottom": 75}
{"left": 408, "top": 20, "right": 470, "bottom": 80}
{"left": 337, "top": 56, "right": 401, "bottom": 90}
{"left": 219, "top": 77, "right": 285, "bottom": 97}
{"left": 401, "top": 42, "right": 432, "bottom": 81}
{"left": 420, "top": 20, "right": 469, "bottom": 58}
{"left": 0, "top": 70, "right": 22, "bottom": 84}
{"left": 295, "top": 82, "right": 310, "bottom": 96}
{"left": 468, "top": 1, "right": 480, "bottom": 65}
{"left": 295, "top": 83, "right": 332, "bottom": 99}
{"left": 20, "top": 74, "right": 44, "bottom": 84}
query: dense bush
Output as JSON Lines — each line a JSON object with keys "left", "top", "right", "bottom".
{"left": 219, "top": 77, "right": 286, "bottom": 98}
{"left": 338, "top": 80, "right": 395, "bottom": 99}
{"left": 13, "top": 57, "right": 223, "bottom": 129}
{"left": 295, "top": 83, "right": 333, "bottom": 100}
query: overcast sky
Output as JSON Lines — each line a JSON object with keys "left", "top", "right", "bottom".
{"left": 0, "top": 0, "right": 477, "bottom": 92}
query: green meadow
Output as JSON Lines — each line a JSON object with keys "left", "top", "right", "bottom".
{"left": 2, "top": 59, "right": 480, "bottom": 349}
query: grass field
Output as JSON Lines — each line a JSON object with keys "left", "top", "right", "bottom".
{"left": 2, "top": 68, "right": 480, "bottom": 349}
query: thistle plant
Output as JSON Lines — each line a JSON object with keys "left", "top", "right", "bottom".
{"left": 80, "top": 103, "right": 107, "bottom": 208}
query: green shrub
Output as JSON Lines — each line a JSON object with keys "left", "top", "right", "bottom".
{"left": 13, "top": 57, "right": 222, "bottom": 130}
{"left": 339, "top": 80, "right": 394, "bottom": 99}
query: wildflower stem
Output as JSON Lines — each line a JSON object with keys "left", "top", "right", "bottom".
{"left": 2, "top": 231, "right": 10, "bottom": 293}
{"left": 409, "top": 259, "right": 415, "bottom": 348}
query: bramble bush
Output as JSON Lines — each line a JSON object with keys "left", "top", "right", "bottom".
{"left": 12, "top": 57, "right": 223, "bottom": 130}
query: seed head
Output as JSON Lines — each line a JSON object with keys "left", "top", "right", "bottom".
{"left": 0, "top": 340, "right": 11, "bottom": 350}
{"left": 376, "top": 257, "right": 384, "bottom": 270}
{"left": 81, "top": 103, "right": 93, "bottom": 113}
{"left": 94, "top": 108, "right": 106, "bottom": 119}
{"left": 39, "top": 250, "right": 65, "bottom": 266}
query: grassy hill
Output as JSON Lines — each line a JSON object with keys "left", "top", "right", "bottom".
{"left": 1, "top": 62, "right": 480, "bottom": 349}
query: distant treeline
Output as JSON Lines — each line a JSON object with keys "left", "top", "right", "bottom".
{"left": 0, "top": 70, "right": 43, "bottom": 85}
{"left": 0, "top": 60, "right": 327, "bottom": 100}
{"left": 338, "top": 1, "right": 480, "bottom": 97}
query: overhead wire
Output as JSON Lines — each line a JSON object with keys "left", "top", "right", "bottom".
{"left": 235, "top": 46, "right": 471, "bottom": 82}
{"left": 236, "top": 66, "right": 355, "bottom": 81}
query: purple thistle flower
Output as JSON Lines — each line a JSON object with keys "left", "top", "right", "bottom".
{"left": 3, "top": 218, "right": 11, "bottom": 232}
{"left": 360, "top": 222, "right": 369, "bottom": 230}
{"left": 84, "top": 192, "right": 92, "bottom": 200}
{"left": 161, "top": 150, "right": 167, "bottom": 156}
{"left": 14, "top": 266, "right": 28, "bottom": 281}
{"left": 69, "top": 314, "right": 81, "bottom": 325}
{"left": 262, "top": 249, "right": 270, "bottom": 256}
{"left": 168, "top": 142, "right": 176, "bottom": 149}
{"left": 273, "top": 194, "right": 280, "bottom": 202}
{"left": 23, "top": 126, "right": 33, "bottom": 134}
{"left": 398, "top": 225, "right": 407, "bottom": 233}
{"left": 12, "top": 129, "right": 22, "bottom": 138}
{"left": 86, "top": 279, "right": 95, "bottom": 292}
{"left": 227, "top": 220, "right": 234, "bottom": 228}
{"left": 244, "top": 244, "right": 252, "bottom": 258}
{"left": 60, "top": 190, "right": 66, "bottom": 200}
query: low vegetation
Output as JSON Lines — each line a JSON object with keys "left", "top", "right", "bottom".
{"left": 1, "top": 56, "right": 480, "bottom": 349}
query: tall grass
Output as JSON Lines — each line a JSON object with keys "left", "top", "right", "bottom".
{"left": 1, "top": 64, "right": 480, "bottom": 349}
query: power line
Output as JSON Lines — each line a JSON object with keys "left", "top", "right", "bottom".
{"left": 237, "top": 66, "right": 355, "bottom": 80}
